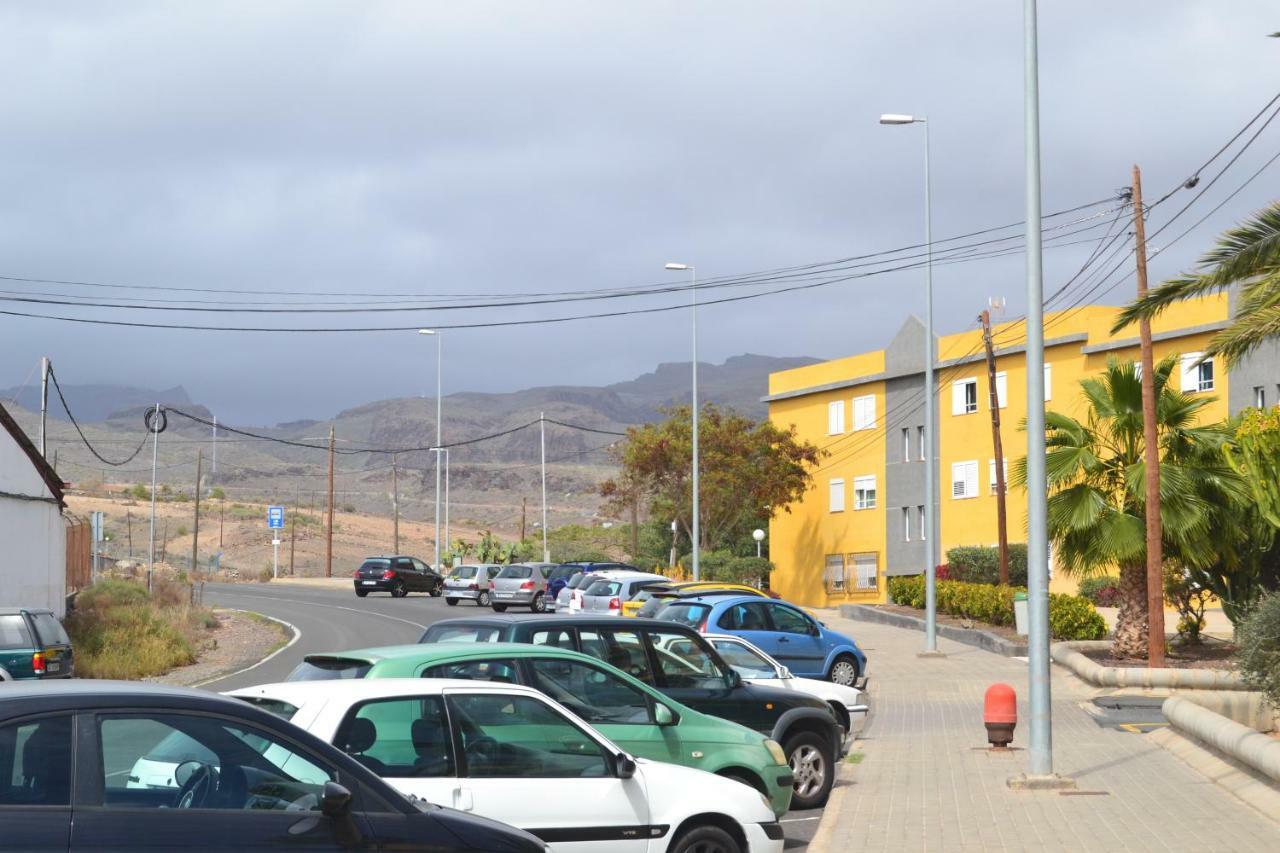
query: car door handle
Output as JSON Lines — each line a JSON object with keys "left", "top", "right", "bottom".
{"left": 778, "top": 636, "right": 790, "bottom": 643}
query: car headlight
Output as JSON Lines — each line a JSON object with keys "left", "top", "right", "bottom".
{"left": 764, "top": 738, "right": 787, "bottom": 765}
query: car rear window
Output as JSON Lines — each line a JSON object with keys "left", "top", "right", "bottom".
{"left": 420, "top": 625, "right": 502, "bottom": 643}
{"left": 288, "top": 658, "right": 373, "bottom": 681}
{"left": 360, "top": 559, "right": 391, "bottom": 571}
{"left": 450, "top": 566, "right": 478, "bottom": 579}
{"left": 234, "top": 696, "right": 301, "bottom": 720}
{"left": 566, "top": 573, "right": 592, "bottom": 590}
{"left": 549, "top": 566, "right": 579, "bottom": 581}
{"left": 658, "top": 603, "right": 712, "bottom": 629}
{"left": 583, "top": 581, "right": 620, "bottom": 596}
{"left": 30, "top": 614, "right": 70, "bottom": 646}
{"left": 0, "top": 615, "right": 34, "bottom": 650}
{"left": 496, "top": 565, "right": 532, "bottom": 579}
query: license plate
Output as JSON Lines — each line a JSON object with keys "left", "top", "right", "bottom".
{"left": 47, "top": 662, "right": 61, "bottom": 672}
{"left": 495, "top": 592, "right": 513, "bottom": 598}
{"left": 361, "top": 580, "right": 377, "bottom": 585}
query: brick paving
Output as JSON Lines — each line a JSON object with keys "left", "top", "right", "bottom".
{"left": 809, "top": 610, "right": 1280, "bottom": 853}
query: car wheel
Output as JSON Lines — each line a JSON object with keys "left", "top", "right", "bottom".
{"left": 445, "top": 598, "right": 459, "bottom": 607}
{"left": 492, "top": 603, "right": 508, "bottom": 612}
{"left": 392, "top": 581, "right": 408, "bottom": 598}
{"left": 785, "top": 730, "right": 833, "bottom": 810}
{"left": 531, "top": 592, "right": 546, "bottom": 613}
{"left": 477, "top": 591, "right": 491, "bottom": 607}
{"left": 355, "top": 589, "right": 369, "bottom": 598}
{"left": 429, "top": 585, "right": 442, "bottom": 597}
{"left": 828, "top": 654, "right": 859, "bottom": 687}
{"left": 670, "top": 824, "right": 741, "bottom": 853}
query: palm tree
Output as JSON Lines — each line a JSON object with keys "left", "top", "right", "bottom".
{"left": 1016, "top": 357, "right": 1242, "bottom": 659}
{"left": 1115, "top": 202, "right": 1280, "bottom": 363}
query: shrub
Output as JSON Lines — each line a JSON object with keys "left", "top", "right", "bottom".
{"left": 1077, "top": 575, "right": 1122, "bottom": 607}
{"left": 886, "top": 575, "right": 1107, "bottom": 641}
{"left": 210, "top": 487, "right": 226, "bottom": 500}
{"left": 1238, "top": 593, "right": 1280, "bottom": 708}
{"left": 934, "top": 564, "right": 953, "bottom": 581}
{"left": 129, "top": 483, "right": 150, "bottom": 501}
{"left": 946, "top": 545, "right": 1029, "bottom": 586}
{"left": 257, "top": 567, "right": 274, "bottom": 583}
{"left": 1164, "top": 564, "right": 1211, "bottom": 644}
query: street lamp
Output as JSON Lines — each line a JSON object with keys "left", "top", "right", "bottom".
{"left": 665, "top": 262, "right": 700, "bottom": 581}
{"left": 752, "top": 528, "right": 765, "bottom": 558}
{"left": 419, "top": 329, "right": 443, "bottom": 570}
{"left": 879, "top": 112, "right": 940, "bottom": 656}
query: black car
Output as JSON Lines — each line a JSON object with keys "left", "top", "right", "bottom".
{"left": 353, "top": 556, "right": 443, "bottom": 598}
{"left": 419, "top": 614, "right": 845, "bottom": 810}
{"left": 0, "top": 680, "right": 546, "bottom": 852}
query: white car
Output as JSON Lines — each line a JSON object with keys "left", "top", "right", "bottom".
{"left": 705, "top": 634, "right": 869, "bottom": 743}
{"left": 228, "top": 678, "right": 784, "bottom": 853}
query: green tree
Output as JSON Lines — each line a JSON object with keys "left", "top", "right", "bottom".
{"left": 1016, "top": 357, "right": 1243, "bottom": 659}
{"left": 1115, "top": 201, "right": 1280, "bottom": 363}
{"left": 600, "top": 404, "right": 822, "bottom": 555}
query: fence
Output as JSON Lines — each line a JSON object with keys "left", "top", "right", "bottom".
{"left": 65, "top": 517, "right": 92, "bottom": 593}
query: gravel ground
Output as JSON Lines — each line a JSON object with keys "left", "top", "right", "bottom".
{"left": 145, "top": 609, "right": 291, "bottom": 688}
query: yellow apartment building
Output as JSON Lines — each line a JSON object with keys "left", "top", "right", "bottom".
{"left": 764, "top": 293, "right": 1272, "bottom": 609}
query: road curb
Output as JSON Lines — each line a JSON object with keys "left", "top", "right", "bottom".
{"left": 192, "top": 610, "right": 301, "bottom": 689}
{"left": 805, "top": 762, "right": 856, "bottom": 853}
{"left": 1050, "top": 641, "right": 1251, "bottom": 691}
{"left": 839, "top": 604, "right": 1027, "bottom": 657}
{"left": 1161, "top": 695, "right": 1280, "bottom": 785}
{"left": 1149, "top": 726, "right": 1280, "bottom": 821}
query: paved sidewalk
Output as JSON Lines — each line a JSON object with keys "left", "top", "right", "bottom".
{"left": 808, "top": 610, "right": 1279, "bottom": 853}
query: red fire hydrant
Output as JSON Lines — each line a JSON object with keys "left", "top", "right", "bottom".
{"left": 983, "top": 683, "right": 1017, "bottom": 748}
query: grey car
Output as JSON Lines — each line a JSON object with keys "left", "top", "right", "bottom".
{"left": 489, "top": 562, "right": 557, "bottom": 612}
{"left": 442, "top": 563, "right": 503, "bottom": 607}
{"left": 580, "top": 572, "right": 668, "bottom": 615}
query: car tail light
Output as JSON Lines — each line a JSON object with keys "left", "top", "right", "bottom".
{"left": 32, "top": 652, "right": 46, "bottom": 676}
{"left": 608, "top": 597, "right": 621, "bottom": 610}
{"left": 352, "top": 570, "right": 361, "bottom": 578}
{"left": 468, "top": 583, "right": 479, "bottom": 591}
{"left": 697, "top": 616, "right": 709, "bottom": 633}
{"left": 382, "top": 570, "right": 397, "bottom": 580}
{"left": 520, "top": 580, "right": 535, "bottom": 590}
{"left": 490, "top": 582, "right": 496, "bottom": 590}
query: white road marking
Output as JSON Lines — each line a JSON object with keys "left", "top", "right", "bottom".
{"left": 206, "top": 590, "right": 428, "bottom": 630}
{"left": 781, "top": 816, "right": 821, "bottom": 822}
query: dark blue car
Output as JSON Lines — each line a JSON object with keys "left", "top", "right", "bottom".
{"left": 657, "top": 595, "right": 868, "bottom": 687}
{"left": 544, "top": 562, "right": 635, "bottom": 603}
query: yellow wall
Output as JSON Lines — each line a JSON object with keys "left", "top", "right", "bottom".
{"left": 769, "top": 294, "right": 1232, "bottom": 606}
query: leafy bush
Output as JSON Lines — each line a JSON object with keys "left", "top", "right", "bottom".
{"left": 677, "top": 550, "right": 772, "bottom": 586}
{"left": 257, "top": 567, "right": 274, "bottom": 583}
{"left": 1077, "top": 575, "right": 1122, "bottom": 607}
{"left": 946, "top": 545, "right": 1029, "bottom": 586}
{"left": 128, "top": 483, "right": 150, "bottom": 500}
{"left": 209, "top": 487, "right": 226, "bottom": 500}
{"left": 1238, "top": 593, "right": 1280, "bottom": 708}
{"left": 886, "top": 575, "right": 1107, "bottom": 640}
{"left": 1164, "top": 564, "right": 1211, "bottom": 644}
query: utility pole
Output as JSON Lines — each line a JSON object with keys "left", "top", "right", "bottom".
{"left": 325, "top": 426, "right": 335, "bottom": 578}
{"left": 39, "top": 357, "right": 49, "bottom": 459}
{"left": 191, "top": 450, "right": 202, "bottom": 598}
{"left": 521, "top": 497, "right": 527, "bottom": 542}
{"left": 630, "top": 494, "right": 640, "bottom": 562}
{"left": 147, "top": 403, "right": 160, "bottom": 594}
{"left": 980, "top": 311, "right": 1010, "bottom": 585}
{"left": 1133, "top": 164, "right": 1165, "bottom": 668}
{"left": 219, "top": 498, "right": 225, "bottom": 550}
{"left": 540, "top": 413, "right": 550, "bottom": 561}
{"left": 126, "top": 508, "right": 133, "bottom": 558}
{"left": 211, "top": 416, "right": 218, "bottom": 482}
{"left": 289, "top": 491, "right": 297, "bottom": 577}
{"left": 392, "top": 456, "right": 400, "bottom": 554}
{"left": 160, "top": 519, "right": 169, "bottom": 565}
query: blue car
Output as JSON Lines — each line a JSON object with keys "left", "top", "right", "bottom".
{"left": 657, "top": 594, "right": 868, "bottom": 687}
{"left": 545, "top": 561, "right": 636, "bottom": 604}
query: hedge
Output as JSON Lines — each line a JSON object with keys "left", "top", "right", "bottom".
{"left": 1076, "top": 575, "right": 1122, "bottom": 607}
{"left": 1238, "top": 593, "right": 1280, "bottom": 708}
{"left": 945, "top": 545, "right": 1029, "bottom": 587}
{"left": 886, "top": 575, "right": 1107, "bottom": 641}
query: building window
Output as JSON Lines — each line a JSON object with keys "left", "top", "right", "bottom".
{"left": 852, "top": 394, "right": 876, "bottom": 431}
{"left": 902, "top": 507, "right": 912, "bottom": 541}
{"left": 1180, "top": 353, "right": 1214, "bottom": 393}
{"left": 902, "top": 428, "right": 911, "bottom": 462}
{"left": 828, "top": 478, "right": 845, "bottom": 513}
{"left": 853, "top": 475, "right": 877, "bottom": 510}
{"left": 1044, "top": 363, "right": 1053, "bottom": 402}
{"left": 994, "top": 372, "right": 1008, "bottom": 409}
{"left": 989, "top": 458, "right": 1008, "bottom": 495}
{"left": 918, "top": 505, "right": 926, "bottom": 540}
{"left": 952, "top": 460, "right": 979, "bottom": 499}
{"left": 917, "top": 426, "right": 925, "bottom": 461}
{"left": 1255, "top": 386, "right": 1267, "bottom": 409}
{"left": 952, "top": 378, "right": 978, "bottom": 415}
{"left": 850, "top": 552, "right": 878, "bottom": 591}
{"left": 828, "top": 400, "right": 845, "bottom": 435}
{"left": 824, "top": 554, "right": 846, "bottom": 592}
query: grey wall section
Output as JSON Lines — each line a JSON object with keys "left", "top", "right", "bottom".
{"left": 1227, "top": 288, "right": 1280, "bottom": 412}
{"left": 883, "top": 317, "right": 931, "bottom": 577}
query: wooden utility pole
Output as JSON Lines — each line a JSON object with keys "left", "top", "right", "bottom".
{"left": 160, "top": 519, "right": 169, "bottom": 565}
{"left": 325, "top": 426, "right": 335, "bottom": 578}
{"left": 191, "top": 450, "right": 202, "bottom": 601}
{"left": 392, "top": 457, "right": 400, "bottom": 554}
{"left": 289, "top": 507, "right": 297, "bottom": 576}
{"left": 1133, "top": 165, "right": 1165, "bottom": 667}
{"left": 520, "top": 497, "right": 527, "bottom": 542}
{"left": 630, "top": 495, "right": 640, "bottom": 562}
{"left": 218, "top": 499, "right": 225, "bottom": 549}
{"left": 980, "top": 310, "right": 1010, "bottom": 585}
{"left": 126, "top": 508, "right": 133, "bottom": 558}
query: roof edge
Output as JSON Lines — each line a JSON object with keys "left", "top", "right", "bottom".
{"left": 0, "top": 401, "right": 65, "bottom": 507}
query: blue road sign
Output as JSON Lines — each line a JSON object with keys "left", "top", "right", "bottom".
{"left": 267, "top": 505, "right": 285, "bottom": 529}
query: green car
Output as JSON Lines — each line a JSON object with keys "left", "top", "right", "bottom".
{"left": 0, "top": 607, "right": 74, "bottom": 680}
{"left": 284, "top": 642, "right": 796, "bottom": 817}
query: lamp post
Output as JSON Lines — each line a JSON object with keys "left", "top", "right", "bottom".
{"left": 752, "top": 528, "right": 765, "bottom": 558}
{"left": 879, "top": 113, "right": 940, "bottom": 655}
{"left": 665, "top": 262, "right": 700, "bottom": 581}
{"left": 418, "top": 329, "right": 443, "bottom": 570}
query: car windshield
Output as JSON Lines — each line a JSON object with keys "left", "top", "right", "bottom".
{"left": 359, "top": 559, "right": 391, "bottom": 572}
{"left": 496, "top": 565, "right": 532, "bottom": 579}
{"left": 420, "top": 625, "right": 502, "bottom": 643}
{"left": 549, "top": 566, "right": 578, "bottom": 581}
{"left": 0, "top": 615, "right": 34, "bottom": 649}
{"left": 449, "top": 566, "right": 478, "bottom": 579}
{"left": 582, "top": 580, "right": 620, "bottom": 596}
{"left": 287, "top": 658, "right": 373, "bottom": 681}
{"left": 711, "top": 639, "right": 778, "bottom": 679}
{"left": 30, "top": 613, "right": 70, "bottom": 646}
{"left": 565, "top": 573, "right": 592, "bottom": 590}
{"left": 658, "top": 602, "right": 711, "bottom": 628}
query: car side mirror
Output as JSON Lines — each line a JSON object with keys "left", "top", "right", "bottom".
{"left": 614, "top": 753, "right": 637, "bottom": 779}
{"left": 320, "top": 781, "right": 353, "bottom": 818}
{"left": 654, "top": 704, "right": 677, "bottom": 726}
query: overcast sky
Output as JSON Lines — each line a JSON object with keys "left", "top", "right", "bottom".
{"left": 0, "top": 1, "right": 1276, "bottom": 425}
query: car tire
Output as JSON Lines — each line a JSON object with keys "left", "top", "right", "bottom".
{"left": 784, "top": 730, "right": 833, "bottom": 810}
{"left": 355, "top": 589, "right": 369, "bottom": 598}
{"left": 670, "top": 824, "right": 741, "bottom": 853}
{"left": 477, "top": 591, "right": 491, "bottom": 607}
{"left": 492, "top": 603, "right": 508, "bottom": 612}
{"left": 429, "top": 585, "right": 442, "bottom": 598}
{"left": 392, "top": 581, "right": 408, "bottom": 598}
{"left": 828, "top": 654, "right": 860, "bottom": 687}
{"left": 531, "top": 592, "right": 547, "bottom": 613}
{"left": 445, "top": 598, "right": 459, "bottom": 607}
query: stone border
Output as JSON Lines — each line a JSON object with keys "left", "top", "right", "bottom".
{"left": 1162, "top": 695, "right": 1280, "bottom": 785}
{"left": 839, "top": 604, "right": 1027, "bottom": 657}
{"left": 1050, "top": 641, "right": 1250, "bottom": 690}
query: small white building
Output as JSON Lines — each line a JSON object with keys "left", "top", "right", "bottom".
{"left": 0, "top": 402, "right": 67, "bottom": 616}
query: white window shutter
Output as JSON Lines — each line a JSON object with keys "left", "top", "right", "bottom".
{"left": 952, "top": 381, "right": 966, "bottom": 416}
{"left": 1044, "top": 363, "right": 1052, "bottom": 402}
{"left": 1181, "top": 353, "right": 1201, "bottom": 392}
{"left": 995, "top": 372, "right": 1008, "bottom": 409}
{"left": 951, "top": 463, "right": 966, "bottom": 498}
{"left": 828, "top": 401, "right": 844, "bottom": 434}
{"left": 866, "top": 395, "right": 876, "bottom": 429}
{"left": 829, "top": 479, "right": 845, "bottom": 512}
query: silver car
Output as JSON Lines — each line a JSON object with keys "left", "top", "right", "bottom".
{"left": 580, "top": 571, "right": 669, "bottom": 615}
{"left": 443, "top": 563, "right": 503, "bottom": 607}
{"left": 550, "top": 570, "right": 598, "bottom": 613}
{"left": 489, "top": 562, "right": 556, "bottom": 612}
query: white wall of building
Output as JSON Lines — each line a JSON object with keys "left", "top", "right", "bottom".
{"left": 0, "top": 426, "right": 66, "bottom": 617}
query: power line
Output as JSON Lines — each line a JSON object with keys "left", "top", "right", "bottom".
{"left": 47, "top": 366, "right": 152, "bottom": 466}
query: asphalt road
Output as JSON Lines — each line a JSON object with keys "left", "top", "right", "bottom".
{"left": 199, "top": 581, "right": 822, "bottom": 849}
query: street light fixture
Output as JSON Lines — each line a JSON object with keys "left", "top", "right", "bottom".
{"left": 664, "top": 262, "right": 700, "bottom": 581}
{"left": 879, "top": 112, "right": 940, "bottom": 655}
{"left": 752, "top": 528, "right": 765, "bottom": 558}
{"left": 419, "top": 329, "right": 444, "bottom": 570}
